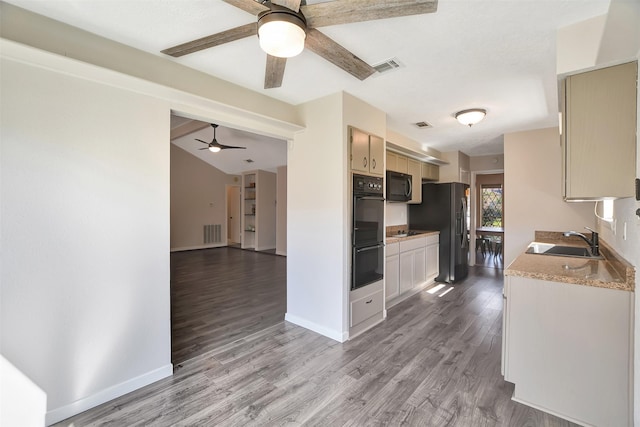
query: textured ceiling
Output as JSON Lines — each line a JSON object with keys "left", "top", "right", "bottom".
{"left": 6, "top": 0, "right": 613, "bottom": 157}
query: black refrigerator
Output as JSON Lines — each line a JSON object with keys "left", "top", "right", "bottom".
{"left": 409, "top": 182, "right": 469, "bottom": 283}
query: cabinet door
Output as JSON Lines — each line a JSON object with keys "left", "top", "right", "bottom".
{"left": 399, "top": 251, "right": 414, "bottom": 293}
{"left": 422, "top": 162, "right": 440, "bottom": 181}
{"left": 386, "top": 151, "right": 398, "bottom": 172}
{"left": 407, "top": 158, "right": 422, "bottom": 204}
{"left": 563, "top": 61, "right": 637, "bottom": 199}
{"left": 426, "top": 243, "right": 439, "bottom": 279}
{"left": 412, "top": 246, "right": 426, "bottom": 286}
{"left": 369, "top": 134, "right": 384, "bottom": 176}
{"left": 350, "top": 127, "right": 370, "bottom": 173}
{"left": 385, "top": 254, "right": 400, "bottom": 301}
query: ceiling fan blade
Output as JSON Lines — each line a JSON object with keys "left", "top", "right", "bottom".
{"left": 195, "top": 139, "right": 210, "bottom": 145}
{"left": 161, "top": 23, "right": 257, "bottom": 57}
{"left": 305, "top": 29, "right": 376, "bottom": 81}
{"left": 220, "top": 145, "right": 247, "bottom": 150}
{"left": 264, "top": 55, "right": 287, "bottom": 89}
{"left": 198, "top": 147, "right": 210, "bottom": 150}
{"left": 222, "top": 0, "right": 269, "bottom": 15}
{"left": 302, "top": 0, "right": 438, "bottom": 28}
{"left": 271, "top": 0, "right": 302, "bottom": 12}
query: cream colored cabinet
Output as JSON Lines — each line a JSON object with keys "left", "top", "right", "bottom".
{"left": 561, "top": 61, "right": 637, "bottom": 200}
{"left": 398, "top": 237, "right": 427, "bottom": 295}
{"left": 407, "top": 158, "right": 422, "bottom": 204}
{"left": 503, "top": 275, "right": 633, "bottom": 426}
{"left": 350, "top": 126, "right": 384, "bottom": 176}
{"left": 349, "top": 280, "right": 384, "bottom": 338}
{"left": 425, "top": 234, "right": 439, "bottom": 280}
{"left": 387, "top": 233, "right": 439, "bottom": 307}
{"left": 422, "top": 162, "right": 439, "bottom": 181}
{"left": 385, "top": 242, "right": 400, "bottom": 301}
{"left": 386, "top": 151, "right": 408, "bottom": 173}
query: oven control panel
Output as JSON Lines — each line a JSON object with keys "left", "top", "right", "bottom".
{"left": 353, "top": 174, "right": 383, "bottom": 196}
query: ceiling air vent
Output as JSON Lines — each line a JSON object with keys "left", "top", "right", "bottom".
{"left": 373, "top": 58, "right": 404, "bottom": 74}
{"left": 414, "top": 121, "right": 432, "bottom": 129}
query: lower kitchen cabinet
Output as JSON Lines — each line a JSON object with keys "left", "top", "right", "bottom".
{"left": 385, "top": 242, "right": 400, "bottom": 301}
{"left": 503, "top": 275, "right": 633, "bottom": 426}
{"left": 386, "top": 233, "right": 439, "bottom": 307}
{"left": 349, "top": 280, "right": 384, "bottom": 338}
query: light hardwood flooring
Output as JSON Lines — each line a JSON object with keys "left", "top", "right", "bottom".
{"left": 171, "top": 247, "right": 286, "bottom": 364}
{"left": 54, "top": 265, "right": 577, "bottom": 426}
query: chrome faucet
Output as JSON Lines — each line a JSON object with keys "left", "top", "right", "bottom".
{"left": 563, "top": 227, "right": 599, "bottom": 256}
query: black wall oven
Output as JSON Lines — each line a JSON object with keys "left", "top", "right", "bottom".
{"left": 352, "top": 174, "right": 384, "bottom": 290}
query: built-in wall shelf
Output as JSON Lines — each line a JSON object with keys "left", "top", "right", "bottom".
{"left": 241, "top": 170, "right": 277, "bottom": 251}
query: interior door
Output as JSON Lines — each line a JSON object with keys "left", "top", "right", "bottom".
{"left": 227, "top": 185, "right": 241, "bottom": 244}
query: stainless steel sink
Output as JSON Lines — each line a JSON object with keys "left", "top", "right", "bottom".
{"left": 525, "top": 242, "right": 603, "bottom": 260}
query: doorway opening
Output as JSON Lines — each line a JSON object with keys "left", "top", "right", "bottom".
{"left": 169, "top": 113, "right": 288, "bottom": 365}
{"left": 474, "top": 173, "right": 504, "bottom": 269}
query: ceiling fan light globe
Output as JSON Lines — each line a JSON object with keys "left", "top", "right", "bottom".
{"left": 257, "top": 9, "right": 307, "bottom": 59}
{"left": 208, "top": 146, "right": 221, "bottom": 153}
{"left": 455, "top": 109, "right": 487, "bottom": 127}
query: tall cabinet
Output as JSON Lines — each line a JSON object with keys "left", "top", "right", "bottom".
{"left": 241, "top": 170, "right": 277, "bottom": 251}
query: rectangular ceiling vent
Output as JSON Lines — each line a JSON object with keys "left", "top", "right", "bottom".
{"left": 414, "top": 121, "right": 432, "bottom": 129}
{"left": 373, "top": 58, "right": 404, "bottom": 74}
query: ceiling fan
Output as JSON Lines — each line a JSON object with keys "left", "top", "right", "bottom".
{"left": 197, "top": 124, "right": 246, "bottom": 152}
{"left": 162, "top": 0, "right": 438, "bottom": 89}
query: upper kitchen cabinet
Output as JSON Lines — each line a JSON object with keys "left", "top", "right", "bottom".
{"left": 561, "top": 61, "right": 637, "bottom": 201}
{"left": 422, "top": 162, "right": 439, "bottom": 181}
{"left": 386, "top": 151, "right": 408, "bottom": 173}
{"left": 407, "top": 158, "right": 422, "bottom": 204}
{"left": 350, "top": 126, "right": 384, "bottom": 176}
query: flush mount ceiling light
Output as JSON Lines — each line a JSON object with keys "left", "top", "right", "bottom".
{"left": 257, "top": 6, "right": 307, "bottom": 58}
{"left": 455, "top": 109, "right": 487, "bottom": 127}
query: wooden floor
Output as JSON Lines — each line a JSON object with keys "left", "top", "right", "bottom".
{"left": 54, "top": 265, "right": 577, "bottom": 427}
{"left": 171, "top": 247, "right": 286, "bottom": 364}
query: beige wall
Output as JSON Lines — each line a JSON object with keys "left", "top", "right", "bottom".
{"left": 471, "top": 154, "right": 505, "bottom": 171}
{"left": 503, "top": 127, "right": 595, "bottom": 266}
{"left": 170, "top": 144, "right": 240, "bottom": 251}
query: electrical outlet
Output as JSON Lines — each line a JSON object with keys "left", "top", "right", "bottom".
{"left": 623, "top": 222, "right": 627, "bottom": 241}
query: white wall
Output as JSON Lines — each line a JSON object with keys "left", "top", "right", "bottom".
{"left": 503, "top": 127, "right": 595, "bottom": 266}
{"left": 1, "top": 58, "right": 172, "bottom": 424}
{"left": 170, "top": 144, "right": 239, "bottom": 251}
{"left": 287, "top": 93, "right": 346, "bottom": 340}
{"left": 287, "top": 92, "right": 386, "bottom": 341}
{"left": 386, "top": 203, "right": 408, "bottom": 226}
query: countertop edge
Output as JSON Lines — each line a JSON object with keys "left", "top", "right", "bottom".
{"left": 385, "top": 230, "right": 439, "bottom": 244}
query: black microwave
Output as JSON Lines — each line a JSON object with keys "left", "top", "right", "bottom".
{"left": 386, "top": 170, "right": 412, "bottom": 202}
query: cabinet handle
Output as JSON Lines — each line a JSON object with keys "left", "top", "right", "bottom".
{"left": 363, "top": 157, "right": 368, "bottom": 168}
{"left": 371, "top": 159, "right": 376, "bottom": 169}
{"left": 365, "top": 299, "right": 373, "bottom": 304}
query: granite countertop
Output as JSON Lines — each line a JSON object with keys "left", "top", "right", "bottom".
{"left": 505, "top": 231, "right": 635, "bottom": 292}
{"left": 385, "top": 226, "right": 439, "bottom": 244}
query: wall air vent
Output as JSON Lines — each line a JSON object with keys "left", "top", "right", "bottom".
{"left": 204, "top": 224, "right": 222, "bottom": 244}
{"left": 373, "top": 58, "right": 404, "bottom": 74}
{"left": 414, "top": 121, "right": 432, "bottom": 129}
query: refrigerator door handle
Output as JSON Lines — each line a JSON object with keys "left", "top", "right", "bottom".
{"left": 461, "top": 197, "right": 468, "bottom": 249}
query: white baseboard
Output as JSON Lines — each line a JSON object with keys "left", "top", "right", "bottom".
{"left": 275, "top": 250, "right": 287, "bottom": 256}
{"left": 284, "top": 313, "right": 347, "bottom": 343}
{"left": 170, "top": 244, "right": 225, "bottom": 252}
{"left": 45, "top": 364, "right": 173, "bottom": 426}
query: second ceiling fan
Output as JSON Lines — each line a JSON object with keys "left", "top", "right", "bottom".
{"left": 162, "top": 0, "right": 438, "bottom": 89}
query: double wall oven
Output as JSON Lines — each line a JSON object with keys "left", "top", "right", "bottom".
{"left": 352, "top": 174, "right": 384, "bottom": 290}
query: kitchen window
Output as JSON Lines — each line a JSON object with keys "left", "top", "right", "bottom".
{"left": 480, "top": 185, "right": 503, "bottom": 227}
